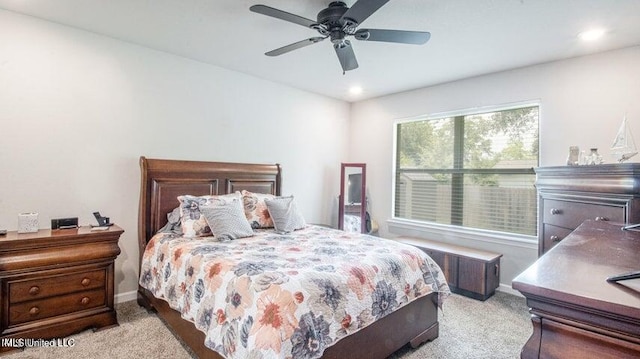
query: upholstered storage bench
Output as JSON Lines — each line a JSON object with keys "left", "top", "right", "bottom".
{"left": 396, "top": 237, "right": 502, "bottom": 301}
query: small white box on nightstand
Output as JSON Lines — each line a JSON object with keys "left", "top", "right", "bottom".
{"left": 18, "top": 212, "right": 39, "bottom": 233}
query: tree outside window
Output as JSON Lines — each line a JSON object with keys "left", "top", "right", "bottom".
{"left": 394, "top": 105, "right": 539, "bottom": 236}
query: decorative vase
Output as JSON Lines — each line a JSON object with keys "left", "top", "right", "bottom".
{"left": 566, "top": 146, "right": 579, "bottom": 166}
{"left": 588, "top": 148, "right": 603, "bottom": 165}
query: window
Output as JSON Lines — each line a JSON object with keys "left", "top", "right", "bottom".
{"left": 394, "top": 105, "right": 539, "bottom": 236}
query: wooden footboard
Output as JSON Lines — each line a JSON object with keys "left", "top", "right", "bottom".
{"left": 322, "top": 292, "right": 439, "bottom": 359}
{"left": 138, "top": 287, "right": 439, "bottom": 359}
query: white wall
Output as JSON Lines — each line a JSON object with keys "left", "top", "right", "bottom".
{"left": 0, "top": 10, "right": 350, "bottom": 298}
{"left": 349, "top": 46, "right": 640, "bottom": 289}
{"left": 4, "top": 7, "right": 639, "bottom": 298}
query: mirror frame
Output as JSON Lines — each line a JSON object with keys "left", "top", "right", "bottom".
{"left": 338, "top": 163, "right": 367, "bottom": 233}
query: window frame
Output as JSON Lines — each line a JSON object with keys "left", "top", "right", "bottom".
{"left": 391, "top": 100, "right": 541, "bottom": 240}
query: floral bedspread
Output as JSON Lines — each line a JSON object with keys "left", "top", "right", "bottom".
{"left": 139, "top": 225, "right": 450, "bottom": 359}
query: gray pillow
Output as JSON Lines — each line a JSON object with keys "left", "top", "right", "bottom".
{"left": 158, "top": 207, "right": 183, "bottom": 234}
{"left": 200, "top": 199, "right": 254, "bottom": 241}
{"left": 265, "top": 196, "right": 306, "bottom": 234}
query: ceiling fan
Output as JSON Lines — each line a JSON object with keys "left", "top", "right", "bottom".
{"left": 250, "top": 0, "right": 431, "bottom": 73}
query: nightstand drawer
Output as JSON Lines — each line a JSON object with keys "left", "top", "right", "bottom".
{"left": 543, "top": 199, "right": 624, "bottom": 229}
{"left": 9, "top": 269, "right": 105, "bottom": 304}
{"left": 8, "top": 288, "right": 106, "bottom": 326}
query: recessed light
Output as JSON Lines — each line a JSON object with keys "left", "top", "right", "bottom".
{"left": 578, "top": 28, "right": 606, "bottom": 42}
{"left": 349, "top": 86, "right": 363, "bottom": 95}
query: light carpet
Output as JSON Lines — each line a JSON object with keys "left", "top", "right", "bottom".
{"left": 5, "top": 291, "right": 531, "bottom": 359}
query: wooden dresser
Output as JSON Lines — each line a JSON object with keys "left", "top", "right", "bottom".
{"left": 512, "top": 220, "right": 640, "bottom": 358}
{"left": 0, "top": 226, "right": 123, "bottom": 353}
{"left": 535, "top": 164, "right": 640, "bottom": 255}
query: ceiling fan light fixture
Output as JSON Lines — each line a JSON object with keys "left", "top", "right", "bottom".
{"left": 335, "top": 40, "right": 349, "bottom": 49}
{"left": 354, "top": 30, "right": 370, "bottom": 41}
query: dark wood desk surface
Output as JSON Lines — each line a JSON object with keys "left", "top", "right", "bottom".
{"left": 514, "top": 220, "right": 640, "bottom": 319}
{"left": 513, "top": 220, "right": 640, "bottom": 358}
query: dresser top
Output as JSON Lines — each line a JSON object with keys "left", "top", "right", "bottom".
{"left": 513, "top": 220, "right": 640, "bottom": 319}
{"left": 0, "top": 225, "right": 123, "bottom": 252}
{"left": 535, "top": 163, "right": 640, "bottom": 194}
{"left": 535, "top": 163, "right": 640, "bottom": 175}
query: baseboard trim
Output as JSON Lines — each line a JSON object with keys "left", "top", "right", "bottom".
{"left": 497, "top": 283, "right": 523, "bottom": 297}
{"left": 115, "top": 290, "right": 138, "bottom": 304}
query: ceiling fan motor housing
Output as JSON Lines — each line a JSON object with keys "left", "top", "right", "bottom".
{"left": 317, "top": 1, "right": 357, "bottom": 44}
{"left": 318, "top": 2, "right": 352, "bottom": 27}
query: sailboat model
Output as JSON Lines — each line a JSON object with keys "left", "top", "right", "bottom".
{"left": 610, "top": 116, "right": 638, "bottom": 163}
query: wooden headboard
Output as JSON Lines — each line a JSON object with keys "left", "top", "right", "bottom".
{"left": 138, "top": 156, "right": 281, "bottom": 263}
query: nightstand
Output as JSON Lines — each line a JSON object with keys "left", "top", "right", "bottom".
{"left": 0, "top": 226, "right": 123, "bottom": 353}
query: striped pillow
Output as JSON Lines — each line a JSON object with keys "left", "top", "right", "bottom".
{"left": 200, "top": 198, "right": 254, "bottom": 241}
{"left": 177, "top": 192, "right": 240, "bottom": 237}
{"left": 264, "top": 196, "right": 306, "bottom": 234}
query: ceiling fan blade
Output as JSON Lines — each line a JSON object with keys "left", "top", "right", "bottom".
{"left": 250, "top": 4, "right": 317, "bottom": 28}
{"left": 334, "top": 40, "right": 359, "bottom": 72}
{"left": 355, "top": 29, "right": 431, "bottom": 44}
{"left": 265, "top": 37, "right": 326, "bottom": 57}
{"left": 340, "top": 0, "right": 390, "bottom": 25}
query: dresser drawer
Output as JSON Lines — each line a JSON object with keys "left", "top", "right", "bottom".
{"left": 542, "top": 199, "right": 625, "bottom": 229}
{"left": 9, "top": 269, "right": 105, "bottom": 304}
{"left": 8, "top": 288, "right": 106, "bottom": 326}
{"left": 542, "top": 224, "right": 574, "bottom": 253}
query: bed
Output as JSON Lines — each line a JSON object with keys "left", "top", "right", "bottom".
{"left": 136, "top": 156, "right": 449, "bottom": 359}
{"left": 342, "top": 214, "right": 362, "bottom": 233}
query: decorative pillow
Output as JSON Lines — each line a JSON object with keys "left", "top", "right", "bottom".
{"left": 200, "top": 199, "right": 254, "bottom": 241}
{"left": 177, "top": 192, "right": 241, "bottom": 237}
{"left": 241, "top": 190, "right": 275, "bottom": 229}
{"left": 265, "top": 196, "right": 307, "bottom": 234}
{"left": 157, "top": 207, "right": 182, "bottom": 234}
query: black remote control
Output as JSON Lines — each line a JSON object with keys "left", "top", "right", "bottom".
{"left": 0, "top": 229, "right": 6, "bottom": 236}
{"left": 606, "top": 270, "right": 640, "bottom": 282}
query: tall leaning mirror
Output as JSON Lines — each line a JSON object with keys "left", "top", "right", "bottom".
{"left": 338, "top": 163, "right": 367, "bottom": 233}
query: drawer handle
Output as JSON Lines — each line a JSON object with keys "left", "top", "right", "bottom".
{"left": 81, "top": 297, "right": 90, "bottom": 305}
{"left": 29, "top": 286, "right": 40, "bottom": 296}
{"left": 550, "top": 208, "right": 562, "bottom": 215}
{"left": 550, "top": 235, "right": 561, "bottom": 242}
{"left": 29, "top": 306, "right": 40, "bottom": 316}
{"left": 81, "top": 278, "right": 91, "bottom": 286}
{"left": 595, "top": 216, "right": 609, "bottom": 221}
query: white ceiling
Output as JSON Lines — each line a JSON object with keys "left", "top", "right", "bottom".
{"left": 1, "top": 0, "right": 640, "bottom": 102}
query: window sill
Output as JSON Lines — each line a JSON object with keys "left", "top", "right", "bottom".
{"left": 387, "top": 218, "right": 538, "bottom": 250}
